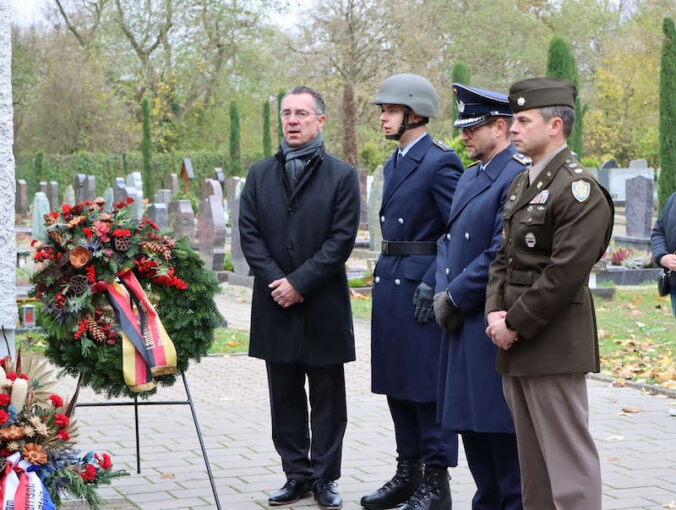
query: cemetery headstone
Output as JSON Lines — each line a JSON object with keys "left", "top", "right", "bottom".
{"left": 197, "top": 195, "right": 226, "bottom": 271}
{"left": 629, "top": 159, "right": 648, "bottom": 169}
{"left": 127, "top": 188, "right": 144, "bottom": 220}
{"left": 15, "top": 179, "right": 27, "bottom": 217}
{"left": 84, "top": 176, "right": 96, "bottom": 201}
{"left": 63, "top": 185, "right": 75, "bottom": 206}
{"left": 180, "top": 159, "right": 195, "bottom": 193}
{"left": 74, "top": 174, "right": 86, "bottom": 202}
{"left": 625, "top": 176, "right": 653, "bottom": 238}
{"left": 38, "top": 181, "right": 47, "bottom": 194}
{"left": 201, "top": 178, "right": 223, "bottom": 203}
{"left": 103, "top": 188, "right": 114, "bottom": 212}
{"left": 368, "top": 165, "right": 384, "bottom": 251}
{"left": 167, "top": 200, "right": 195, "bottom": 241}
{"left": 126, "top": 172, "right": 143, "bottom": 193}
{"left": 145, "top": 203, "right": 168, "bottom": 230}
{"left": 46, "top": 181, "right": 59, "bottom": 210}
{"left": 154, "top": 189, "right": 172, "bottom": 206}
{"left": 213, "top": 168, "right": 225, "bottom": 192}
{"left": 226, "top": 177, "right": 249, "bottom": 275}
{"left": 31, "top": 192, "right": 50, "bottom": 241}
{"left": 113, "top": 177, "right": 127, "bottom": 203}
{"left": 164, "top": 173, "right": 179, "bottom": 196}
{"left": 358, "top": 169, "right": 368, "bottom": 228}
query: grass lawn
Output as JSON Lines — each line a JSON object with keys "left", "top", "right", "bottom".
{"left": 350, "top": 286, "right": 676, "bottom": 390}
{"left": 209, "top": 327, "right": 249, "bottom": 354}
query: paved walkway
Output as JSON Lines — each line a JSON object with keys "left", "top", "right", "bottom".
{"left": 59, "top": 283, "right": 676, "bottom": 510}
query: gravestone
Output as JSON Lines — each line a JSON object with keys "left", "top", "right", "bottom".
{"left": 213, "top": 168, "right": 225, "bottom": 192}
{"left": 625, "top": 176, "right": 652, "bottom": 238}
{"left": 629, "top": 159, "right": 648, "bottom": 169}
{"left": 167, "top": 200, "right": 195, "bottom": 241}
{"left": 103, "top": 188, "right": 115, "bottom": 212}
{"left": 600, "top": 159, "right": 618, "bottom": 170}
{"left": 154, "top": 189, "right": 172, "bottom": 206}
{"left": 113, "top": 177, "right": 127, "bottom": 203}
{"left": 15, "top": 179, "right": 27, "bottom": 217}
{"left": 84, "top": 175, "right": 96, "bottom": 201}
{"left": 126, "top": 172, "right": 143, "bottom": 194}
{"left": 180, "top": 159, "right": 195, "bottom": 193}
{"left": 127, "top": 188, "right": 144, "bottom": 220}
{"left": 226, "top": 177, "right": 249, "bottom": 275}
{"left": 164, "top": 173, "right": 179, "bottom": 196}
{"left": 197, "top": 195, "right": 226, "bottom": 271}
{"left": 201, "top": 178, "right": 223, "bottom": 203}
{"left": 606, "top": 166, "right": 654, "bottom": 201}
{"left": 145, "top": 203, "right": 168, "bottom": 229}
{"left": 74, "top": 174, "right": 86, "bottom": 202}
{"left": 46, "top": 181, "right": 59, "bottom": 210}
{"left": 368, "top": 165, "right": 384, "bottom": 251}
{"left": 38, "top": 181, "right": 47, "bottom": 194}
{"left": 358, "top": 169, "right": 368, "bottom": 228}
{"left": 31, "top": 192, "right": 51, "bottom": 241}
{"left": 598, "top": 159, "right": 617, "bottom": 193}
{"left": 63, "top": 185, "right": 75, "bottom": 206}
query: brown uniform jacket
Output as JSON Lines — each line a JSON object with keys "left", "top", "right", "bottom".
{"left": 485, "top": 148, "right": 613, "bottom": 376}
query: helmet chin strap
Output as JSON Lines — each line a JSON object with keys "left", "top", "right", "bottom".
{"left": 385, "top": 107, "right": 429, "bottom": 141}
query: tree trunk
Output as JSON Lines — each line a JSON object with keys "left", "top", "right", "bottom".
{"left": 342, "top": 83, "right": 358, "bottom": 168}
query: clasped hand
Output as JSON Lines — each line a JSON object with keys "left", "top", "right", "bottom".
{"left": 269, "top": 278, "right": 304, "bottom": 308}
{"left": 485, "top": 311, "right": 519, "bottom": 350}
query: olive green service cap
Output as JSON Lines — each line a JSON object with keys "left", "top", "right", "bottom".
{"left": 508, "top": 77, "right": 577, "bottom": 113}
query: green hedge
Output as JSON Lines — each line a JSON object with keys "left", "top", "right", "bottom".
{"left": 15, "top": 151, "right": 261, "bottom": 200}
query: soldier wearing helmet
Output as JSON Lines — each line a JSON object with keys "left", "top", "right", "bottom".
{"left": 362, "top": 74, "right": 463, "bottom": 510}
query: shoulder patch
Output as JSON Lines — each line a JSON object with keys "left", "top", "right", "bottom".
{"left": 467, "top": 160, "right": 481, "bottom": 168}
{"left": 433, "top": 139, "right": 450, "bottom": 151}
{"left": 572, "top": 180, "right": 591, "bottom": 202}
{"left": 512, "top": 153, "right": 530, "bottom": 165}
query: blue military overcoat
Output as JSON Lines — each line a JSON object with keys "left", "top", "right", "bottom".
{"left": 371, "top": 133, "right": 463, "bottom": 402}
{"left": 435, "top": 145, "right": 528, "bottom": 432}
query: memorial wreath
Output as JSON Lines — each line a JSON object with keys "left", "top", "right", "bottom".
{"left": 30, "top": 198, "right": 220, "bottom": 399}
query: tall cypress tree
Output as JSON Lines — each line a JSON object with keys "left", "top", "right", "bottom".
{"left": 141, "top": 97, "right": 153, "bottom": 199}
{"left": 659, "top": 17, "right": 676, "bottom": 212}
{"left": 451, "top": 62, "right": 470, "bottom": 137}
{"left": 546, "top": 36, "right": 583, "bottom": 157}
{"left": 229, "top": 101, "right": 241, "bottom": 176}
{"left": 263, "top": 100, "right": 272, "bottom": 158}
{"left": 277, "top": 89, "right": 286, "bottom": 145}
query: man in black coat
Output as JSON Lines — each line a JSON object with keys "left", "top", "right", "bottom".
{"left": 239, "top": 86, "right": 361, "bottom": 510}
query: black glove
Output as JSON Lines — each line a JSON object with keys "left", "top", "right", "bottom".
{"left": 412, "top": 282, "right": 435, "bottom": 324}
{"left": 434, "top": 291, "right": 463, "bottom": 331}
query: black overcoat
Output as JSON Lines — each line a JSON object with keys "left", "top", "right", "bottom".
{"left": 239, "top": 146, "right": 361, "bottom": 365}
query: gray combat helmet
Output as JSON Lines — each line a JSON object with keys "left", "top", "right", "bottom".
{"left": 373, "top": 73, "right": 438, "bottom": 118}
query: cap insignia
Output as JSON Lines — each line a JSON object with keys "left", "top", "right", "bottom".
{"left": 457, "top": 100, "right": 465, "bottom": 113}
{"left": 517, "top": 97, "right": 526, "bottom": 106}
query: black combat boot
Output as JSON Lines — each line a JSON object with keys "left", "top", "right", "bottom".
{"left": 360, "top": 458, "right": 424, "bottom": 509}
{"left": 399, "top": 465, "right": 451, "bottom": 510}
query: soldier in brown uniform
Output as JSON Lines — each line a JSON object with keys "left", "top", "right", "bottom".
{"left": 484, "top": 78, "right": 613, "bottom": 510}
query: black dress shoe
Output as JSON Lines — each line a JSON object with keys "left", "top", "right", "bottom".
{"left": 268, "top": 479, "right": 311, "bottom": 506}
{"left": 314, "top": 479, "right": 343, "bottom": 510}
{"left": 360, "top": 458, "right": 424, "bottom": 509}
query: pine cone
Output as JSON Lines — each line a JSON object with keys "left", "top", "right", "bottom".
{"left": 86, "top": 315, "right": 106, "bottom": 343}
{"left": 48, "top": 230, "right": 64, "bottom": 246}
{"left": 140, "top": 241, "right": 171, "bottom": 261}
{"left": 114, "top": 237, "right": 132, "bottom": 251}
{"left": 66, "top": 215, "right": 87, "bottom": 229}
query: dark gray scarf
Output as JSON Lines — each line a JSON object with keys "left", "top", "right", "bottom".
{"left": 280, "top": 132, "right": 323, "bottom": 188}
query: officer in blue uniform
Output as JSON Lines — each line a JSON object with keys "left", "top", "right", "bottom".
{"left": 433, "top": 84, "right": 527, "bottom": 510}
{"left": 362, "top": 74, "right": 462, "bottom": 510}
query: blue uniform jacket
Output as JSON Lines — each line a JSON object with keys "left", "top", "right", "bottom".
{"left": 435, "top": 145, "right": 528, "bottom": 432}
{"left": 371, "top": 133, "right": 463, "bottom": 402}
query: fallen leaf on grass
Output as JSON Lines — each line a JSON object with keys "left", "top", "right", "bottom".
{"left": 629, "top": 310, "right": 641, "bottom": 317}
{"left": 607, "top": 457, "right": 621, "bottom": 462}
{"left": 605, "top": 435, "right": 625, "bottom": 441}
{"left": 235, "top": 297, "right": 245, "bottom": 303}
{"left": 226, "top": 341, "right": 240, "bottom": 347}
{"left": 160, "top": 472, "right": 175, "bottom": 479}
{"left": 612, "top": 378, "right": 626, "bottom": 387}
{"left": 621, "top": 406, "right": 641, "bottom": 413}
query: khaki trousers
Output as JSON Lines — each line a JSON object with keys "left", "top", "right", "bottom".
{"left": 502, "top": 373, "right": 601, "bottom": 510}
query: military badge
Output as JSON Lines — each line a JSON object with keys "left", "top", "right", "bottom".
{"left": 525, "top": 232, "right": 536, "bottom": 248}
{"left": 530, "top": 190, "right": 550, "bottom": 204}
{"left": 572, "top": 180, "right": 591, "bottom": 202}
{"left": 457, "top": 100, "right": 465, "bottom": 113}
{"left": 517, "top": 97, "right": 526, "bottom": 106}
